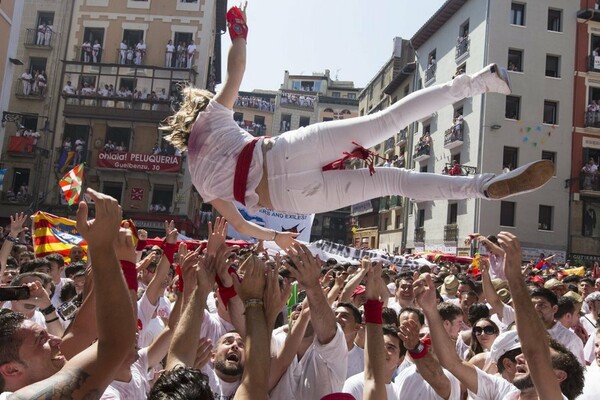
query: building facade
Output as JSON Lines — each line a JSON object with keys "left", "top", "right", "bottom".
{"left": 402, "top": 0, "right": 575, "bottom": 262}
{"left": 0, "top": 0, "right": 226, "bottom": 237}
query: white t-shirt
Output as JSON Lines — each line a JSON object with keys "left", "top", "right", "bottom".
{"left": 580, "top": 313, "right": 597, "bottom": 337}
{"left": 101, "top": 348, "right": 150, "bottom": 399}
{"left": 393, "top": 364, "right": 461, "bottom": 400}
{"left": 346, "top": 344, "right": 364, "bottom": 378}
{"left": 581, "top": 360, "right": 600, "bottom": 399}
{"left": 138, "top": 316, "right": 165, "bottom": 348}
{"left": 470, "top": 367, "right": 567, "bottom": 400}
{"left": 207, "top": 367, "right": 240, "bottom": 400}
{"left": 199, "top": 309, "right": 235, "bottom": 344}
{"left": 51, "top": 277, "right": 72, "bottom": 308}
{"left": 269, "top": 325, "right": 348, "bottom": 400}
{"left": 187, "top": 99, "right": 264, "bottom": 213}
{"left": 342, "top": 372, "right": 396, "bottom": 400}
{"left": 548, "top": 322, "right": 585, "bottom": 365}
{"left": 490, "top": 303, "right": 516, "bottom": 333}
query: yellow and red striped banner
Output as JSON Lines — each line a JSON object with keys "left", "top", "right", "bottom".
{"left": 32, "top": 211, "right": 88, "bottom": 263}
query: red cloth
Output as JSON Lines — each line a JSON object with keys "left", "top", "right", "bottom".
{"left": 226, "top": 6, "right": 248, "bottom": 41}
{"left": 233, "top": 137, "right": 261, "bottom": 205}
{"left": 322, "top": 141, "right": 383, "bottom": 176}
{"left": 448, "top": 164, "right": 462, "bottom": 176}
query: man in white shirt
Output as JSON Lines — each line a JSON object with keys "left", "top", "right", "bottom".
{"left": 580, "top": 329, "right": 600, "bottom": 399}
{"left": 44, "top": 253, "right": 72, "bottom": 308}
{"left": 62, "top": 80, "right": 75, "bottom": 95}
{"left": 387, "top": 273, "right": 417, "bottom": 314}
{"left": 21, "top": 71, "right": 33, "bottom": 95}
{"left": 335, "top": 302, "right": 364, "bottom": 378}
{"left": 165, "top": 40, "right": 175, "bottom": 67}
{"left": 187, "top": 40, "right": 197, "bottom": 68}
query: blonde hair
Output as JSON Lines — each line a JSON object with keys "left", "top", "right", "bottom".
{"left": 160, "top": 87, "right": 214, "bottom": 152}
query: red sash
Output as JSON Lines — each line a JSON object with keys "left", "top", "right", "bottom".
{"left": 233, "top": 137, "right": 262, "bottom": 205}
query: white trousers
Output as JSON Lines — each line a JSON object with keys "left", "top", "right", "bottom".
{"left": 266, "top": 74, "right": 491, "bottom": 214}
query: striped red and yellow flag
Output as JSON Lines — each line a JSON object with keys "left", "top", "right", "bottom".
{"left": 32, "top": 211, "right": 88, "bottom": 262}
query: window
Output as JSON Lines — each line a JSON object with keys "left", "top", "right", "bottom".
{"left": 423, "top": 123, "right": 431, "bottom": 135}
{"left": 299, "top": 116, "right": 310, "bottom": 128}
{"left": 583, "top": 202, "right": 600, "bottom": 237}
{"left": 503, "top": 146, "right": 519, "bottom": 170}
{"left": 547, "top": 9, "right": 562, "bottom": 32}
{"left": 152, "top": 184, "right": 174, "bottom": 212}
{"left": 253, "top": 115, "right": 266, "bottom": 136}
{"left": 543, "top": 101, "right": 558, "bottom": 125}
{"left": 122, "top": 29, "right": 144, "bottom": 48}
{"left": 347, "top": 93, "right": 356, "bottom": 99}
{"left": 64, "top": 124, "right": 90, "bottom": 164}
{"left": 500, "top": 201, "right": 516, "bottom": 227}
{"left": 102, "top": 181, "right": 123, "bottom": 204}
{"left": 508, "top": 49, "right": 523, "bottom": 72}
{"left": 545, "top": 55, "right": 560, "bottom": 78}
{"left": 447, "top": 203, "right": 458, "bottom": 225}
{"left": 460, "top": 20, "right": 469, "bottom": 38}
{"left": 106, "top": 127, "right": 131, "bottom": 150}
{"left": 28, "top": 57, "right": 47, "bottom": 75}
{"left": 420, "top": 165, "right": 428, "bottom": 173}
{"left": 511, "top": 2, "right": 525, "bottom": 26}
{"left": 541, "top": 151, "right": 556, "bottom": 175}
{"left": 12, "top": 168, "right": 30, "bottom": 194}
{"left": 82, "top": 27, "right": 105, "bottom": 62}
{"left": 332, "top": 92, "right": 340, "bottom": 98}
{"left": 538, "top": 205, "right": 553, "bottom": 231}
{"left": 505, "top": 96, "right": 521, "bottom": 120}
{"left": 280, "top": 114, "right": 291, "bottom": 132}
{"left": 21, "top": 115, "right": 38, "bottom": 131}
{"left": 395, "top": 214, "right": 402, "bottom": 229}
{"left": 417, "top": 209, "right": 425, "bottom": 228}
{"left": 233, "top": 112, "right": 243, "bottom": 122}
{"left": 451, "top": 153, "right": 462, "bottom": 165}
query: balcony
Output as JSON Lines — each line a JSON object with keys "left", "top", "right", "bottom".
{"left": 414, "top": 227, "right": 425, "bottom": 243}
{"left": 397, "top": 129, "right": 407, "bottom": 146}
{"left": 455, "top": 37, "right": 469, "bottom": 60}
{"left": 393, "top": 155, "right": 406, "bottom": 169}
{"left": 6, "top": 136, "right": 36, "bottom": 157}
{"left": 234, "top": 95, "right": 276, "bottom": 112}
{"left": 63, "top": 94, "right": 173, "bottom": 123}
{"left": 96, "top": 151, "right": 182, "bottom": 173}
{"left": 424, "top": 65, "right": 436, "bottom": 84}
{"left": 588, "top": 55, "right": 600, "bottom": 73}
{"left": 584, "top": 111, "right": 600, "bottom": 128}
{"left": 441, "top": 163, "right": 477, "bottom": 176}
{"left": 581, "top": 171, "right": 600, "bottom": 193}
{"left": 15, "top": 79, "right": 46, "bottom": 100}
{"left": 24, "top": 28, "right": 53, "bottom": 48}
{"left": 444, "top": 124, "right": 464, "bottom": 149}
{"left": 280, "top": 91, "right": 315, "bottom": 111}
{"left": 413, "top": 143, "right": 431, "bottom": 162}
{"left": 384, "top": 136, "right": 395, "bottom": 154}
{"left": 444, "top": 224, "right": 459, "bottom": 242}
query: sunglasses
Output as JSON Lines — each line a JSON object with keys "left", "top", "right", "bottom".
{"left": 474, "top": 325, "right": 497, "bottom": 336}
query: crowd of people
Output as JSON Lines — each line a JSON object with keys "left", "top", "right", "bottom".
{"left": 582, "top": 157, "right": 599, "bottom": 191}
{"left": 280, "top": 92, "right": 315, "bottom": 109}
{"left": 35, "top": 21, "right": 53, "bottom": 46}
{"left": 19, "top": 69, "right": 48, "bottom": 97}
{"left": 234, "top": 95, "right": 275, "bottom": 112}
{"left": 2, "top": 198, "right": 600, "bottom": 399}
{"left": 414, "top": 131, "right": 432, "bottom": 158}
{"left": 165, "top": 40, "right": 197, "bottom": 68}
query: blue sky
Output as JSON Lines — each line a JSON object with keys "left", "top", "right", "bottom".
{"left": 224, "top": 0, "right": 447, "bottom": 92}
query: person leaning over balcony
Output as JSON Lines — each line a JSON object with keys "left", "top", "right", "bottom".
{"left": 161, "top": 2, "right": 554, "bottom": 250}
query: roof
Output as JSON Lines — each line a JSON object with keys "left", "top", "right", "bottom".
{"left": 410, "top": 0, "right": 469, "bottom": 50}
{"left": 383, "top": 62, "right": 416, "bottom": 95}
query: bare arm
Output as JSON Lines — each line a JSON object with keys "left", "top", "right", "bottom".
{"left": 145, "top": 221, "right": 178, "bottom": 306}
{"left": 0, "top": 213, "right": 28, "bottom": 271}
{"left": 339, "top": 262, "right": 368, "bottom": 303}
{"left": 399, "top": 318, "right": 451, "bottom": 399}
{"left": 498, "top": 232, "right": 563, "bottom": 400}
{"left": 11, "top": 189, "right": 136, "bottom": 399}
{"left": 288, "top": 242, "right": 336, "bottom": 345}
{"left": 480, "top": 258, "right": 504, "bottom": 318}
{"left": 213, "top": 4, "right": 247, "bottom": 110}
{"left": 414, "top": 274, "right": 479, "bottom": 394}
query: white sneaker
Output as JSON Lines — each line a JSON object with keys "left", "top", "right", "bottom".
{"left": 482, "top": 160, "right": 554, "bottom": 199}
{"left": 473, "top": 64, "right": 512, "bottom": 95}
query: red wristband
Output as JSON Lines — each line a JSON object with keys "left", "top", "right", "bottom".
{"left": 120, "top": 260, "right": 138, "bottom": 292}
{"left": 227, "top": 6, "right": 248, "bottom": 41}
{"left": 408, "top": 341, "right": 429, "bottom": 360}
{"left": 175, "top": 264, "right": 184, "bottom": 292}
{"left": 363, "top": 299, "right": 383, "bottom": 325}
{"left": 162, "top": 242, "right": 178, "bottom": 264}
{"left": 218, "top": 285, "right": 237, "bottom": 310}
{"left": 136, "top": 239, "right": 147, "bottom": 251}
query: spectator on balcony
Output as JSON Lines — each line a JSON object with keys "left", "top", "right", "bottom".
{"left": 593, "top": 46, "right": 600, "bottom": 58}
{"left": 104, "top": 140, "right": 115, "bottom": 152}
{"left": 36, "top": 22, "right": 47, "bottom": 45}
{"left": 135, "top": 40, "right": 146, "bottom": 65}
{"left": 44, "top": 22, "right": 53, "bottom": 46}
{"left": 21, "top": 70, "right": 33, "bottom": 95}
{"left": 448, "top": 160, "right": 462, "bottom": 176}
{"left": 187, "top": 40, "right": 196, "bottom": 68}
{"left": 62, "top": 137, "right": 72, "bottom": 152}
{"left": 503, "top": 163, "right": 512, "bottom": 174}
{"left": 176, "top": 41, "right": 186, "bottom": 68}
{"left": 73, "top": 138, "right": 85, "bottom": 165}
{"left": 126, "top": 46, "right": 134, "bottom": 64}
{"left": 165, "top": 39, "right": 175, "bottom": 67}
{"left": 115, "top": 142, "right": 126, "bottom": 152}
{"left": 36, "top": 71, "right": 47, "bottom": 97}
{"left": 427, "top": 55, "right": 436, "bottom": 71}
{"left": 63, "top": 80, "right": 76, "bottom": 95}
{"left": 82, "top": 40, "right": 92, "bottom": 63}
{"left": 92, "top": 40, "right": 102, "bottom": 63}
{"left": 508, "top": 61, "right": 517, "bottom": 71}
{"left": 119, "top": 40, "right": 128, "bottom": 64}
{"left": 23, "top": 129, "right": 40, "bottom": 147}
{"left": 588, "top": 100, "right": 600, "bottom": 113}
{"left": 582, "top": 157, "right": 599, "bottom": 190}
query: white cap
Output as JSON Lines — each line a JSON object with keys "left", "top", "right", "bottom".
{"left": 489, "top": 330, "right": 521, "bottom": 364}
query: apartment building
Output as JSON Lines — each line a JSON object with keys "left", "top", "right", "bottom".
{"left": 401, "top": 0, "right": 575, "bottom": 261}
{"left": 0, "top": 0, "right": 226, "bottom": 237}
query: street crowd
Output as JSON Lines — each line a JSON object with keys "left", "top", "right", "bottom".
{"left": 0, "top": 192, "right": 598, "bottom": 399}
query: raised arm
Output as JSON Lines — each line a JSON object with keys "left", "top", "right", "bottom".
{"left": 211, "top": 199, "right": 298, "bottom": 250}
{"left": 498, "top": 232, "right": 563, "bottom": 400}
{"left": 288, "top": 242, "right": 337, "bottom": 345}
{"left": 214, "top": 3, "right": 248, "bottom": 109}
{"left": 144, "top": 220, "right": 177, "bottom": 306}
{"left": 480, "top": 257, "right": 504, "bottom": 317}
{"left": 414, "top": 274, "right": 479, "bottom": 394}
{"left": 11, "top": 188, "right": 136, "bottom": 399}
{"left": 0, "top": 213, "right": 28, "bottom": 271}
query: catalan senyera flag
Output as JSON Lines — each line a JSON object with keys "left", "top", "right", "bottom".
{"left": 32, "top": 213, "right": 140, "bottom": 263}
{"left": 32, "top": 212, "right": 88, "bottom": 263}
{"left": 60, "top": 164, "right": 84, "bottom": 205}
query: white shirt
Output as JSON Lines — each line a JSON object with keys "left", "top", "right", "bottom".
{"left": 342, "top": 372, "right": 396, "bottom": 400}
{"left": 187, "top": 43, "right": 196, "bottom": 54}
{"left": 346, "top": 344, "right": 364, "bottom": 378}
{"left": 166, "top": 44, "right": 175, "bottom": 53}
{"left": 101, "top": 348, "right": 150, "bottom": 399}
{"left": 51, "top": 277, "right": 72, "bottom": 308}
{"left": 63, "top": 84, "right": 76, "bottom": 94}
{"left": 269, "top": 325, "right": 348, "bottom": 400}
{"left": 207, "top": 367, "right": 240, "bottom": 400}
{"left": 393, "top": 364, "right": 461, "bottom": 400}
{"left": 548, "top": 321, "right": 585, "bottom": 365}
{"left": 199, "top": 308, "right": 234, "bottom": 344}
{"left": 581, "top": 360, "right": 600, "bottom": 399}
{"left": 470, "top": 367, "right": 520, "bottom": 400}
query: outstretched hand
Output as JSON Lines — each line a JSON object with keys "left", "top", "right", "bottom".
{"left": 274, "top": 231, "right": 299, "bottom": 251}
{"left": 9, "top": 212, "right": 29, "bottom": 238}
{"left": 413, "top": 273, "right": 437, "bottom": 312}
{"left": 207, "top": 217, "right": 228, "bottom": 256}
{"left": 232, "top": 255, "right": 266, "bottom": 302}
{"left": 76, "top": 188, "right": 121, "bottom": 248}
{"left": 164, "top": 220, "right": 178, "bottom": 244}
{"left": 497, "top": 232, "right": 522, "bottom": 278}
